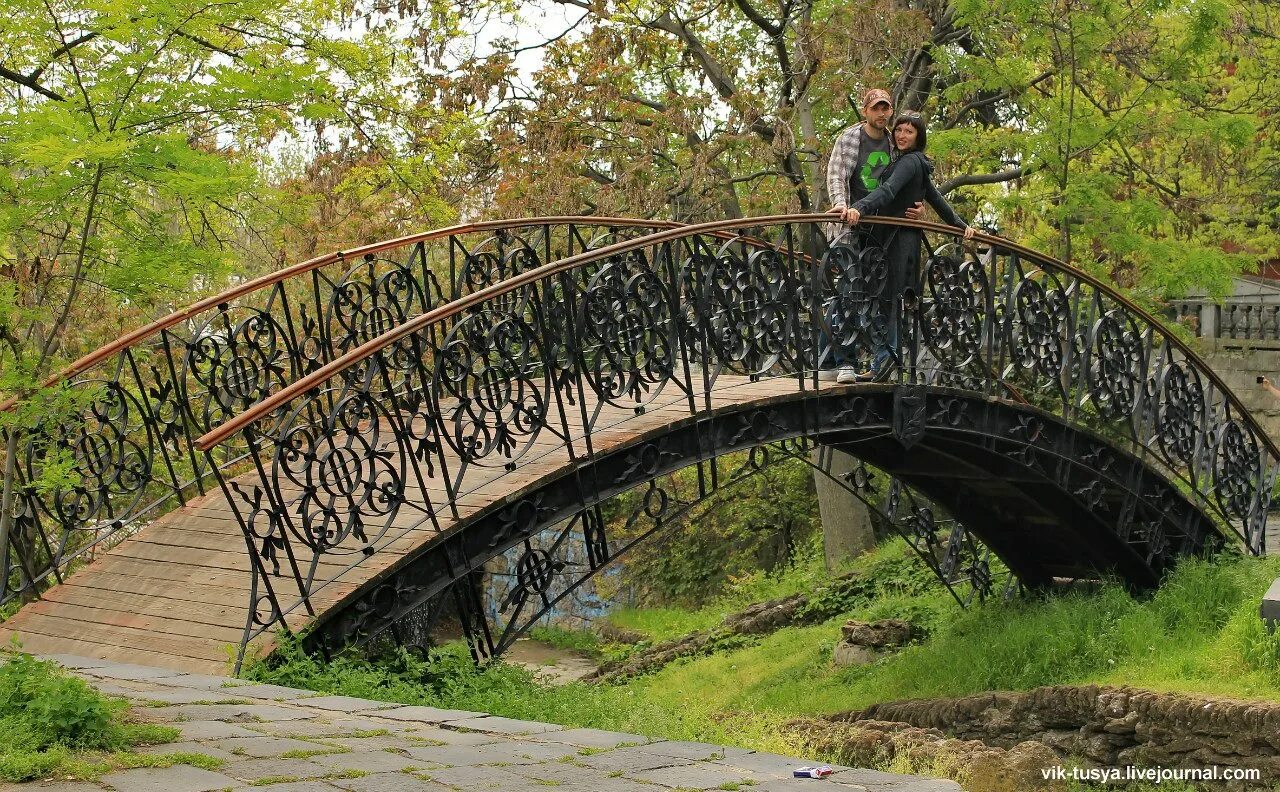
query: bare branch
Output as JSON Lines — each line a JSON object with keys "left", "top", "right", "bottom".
{"left": 938, "top": 166, "right": 1033, "bottom": 193}
{"left": 0, "top": 63, "right": 66, "bottom": 101}
{"left": 942, "top": 70, "right": 1054, "bottom": 130}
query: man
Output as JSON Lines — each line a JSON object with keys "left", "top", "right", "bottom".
{"left": 820, "top": 88, "right": 925, "bottom": 383}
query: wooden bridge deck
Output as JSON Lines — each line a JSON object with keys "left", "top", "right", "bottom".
{"left": 0, "top": 374, "right": 822, "bottom": 675}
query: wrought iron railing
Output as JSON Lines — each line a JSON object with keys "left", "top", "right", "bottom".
{"left": 193, "top": 215, "right": 1278, "bottom": 666}
{"left": 0, "top": 218, "right": 715, "bottom": 606}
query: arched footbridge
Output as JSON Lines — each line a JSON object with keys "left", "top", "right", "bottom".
{"left": 0, "top": 216, "right": 1274, "bottom": 674}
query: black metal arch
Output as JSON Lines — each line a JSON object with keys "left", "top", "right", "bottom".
{"left": 178, "top": 215, "right": 1274, "bottom": 668}
{"left": 295, "top": 387, "right": 1214, "bottom": 663}
{"left": 0, "top": 217, "right": 744, "bottom": 606}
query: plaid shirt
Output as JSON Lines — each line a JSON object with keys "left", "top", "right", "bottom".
{"left": 826, "top": 122, "right": 869, "bottom": 210}
{"left": 824, "top": 122, "right": 866, "bottom": 241}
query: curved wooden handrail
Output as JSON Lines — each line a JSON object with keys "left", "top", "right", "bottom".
{"left": 0, "top": 216, "right": 694, "bottom": 413}
{"left": 196, "top": 213, "right": 1279, "bottom": 459}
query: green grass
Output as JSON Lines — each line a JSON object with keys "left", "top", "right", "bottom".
{"left": 527, "top": 626, "right": 602, "bottom": 655}
{"left": 603, "top": 537, "right": 903, "bottom": 643}
{"left": 0, "top": 647, "right": 206, "bottom": 781}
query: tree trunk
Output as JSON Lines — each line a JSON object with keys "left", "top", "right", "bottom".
{"left": 0, "top": 429, "right": 21, "bottom": 602}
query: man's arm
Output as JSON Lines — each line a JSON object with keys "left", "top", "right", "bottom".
{"left": 826, "top": 125, "right": 860, "bottom": 210}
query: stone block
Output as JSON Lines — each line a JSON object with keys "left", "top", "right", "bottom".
{"left": 286, "top": 695, "right": 400, "bottom": 713}
{"left": 369, "top": 706, "right": 482, "bottom": 724}
{"left": 833, "top": 642, "right": 880, "bottom": 667}
{"left": 440, "top": 715, "right": 563, "bottom": 735}
{"left": 100, "top": 765, "right": 239, "bottom": 792}
{"left": 1262, "top": 577, "right": 1280, "bottom": 631}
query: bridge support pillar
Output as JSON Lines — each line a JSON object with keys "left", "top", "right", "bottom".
{"left": 812, "top": 447, "right": 876, "bottom": 571}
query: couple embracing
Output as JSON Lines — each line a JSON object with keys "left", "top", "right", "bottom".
{"left": 821, "top": 88, "right": 976, "bottom": 384}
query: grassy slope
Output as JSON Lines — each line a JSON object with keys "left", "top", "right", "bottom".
{"left": 250, "top": 542, "right": 1280, "bottom": 757}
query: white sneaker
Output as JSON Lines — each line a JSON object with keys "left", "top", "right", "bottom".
{"left": 817, "top": 368, "right": 840, "bottom": 382}
{"left": 836, "top": 365, "right": 858, "bottom": 384}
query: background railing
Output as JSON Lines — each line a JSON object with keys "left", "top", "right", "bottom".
{"left": 0, "top": 218, "right": 703, "bottom": 607}
{"left": 193, "top": 215, "right": 1278, "bottom": 664}
{"left": 1169, "top": 298, "right": 1280, "bottom": 342}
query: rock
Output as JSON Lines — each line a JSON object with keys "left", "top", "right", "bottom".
{"left": 833, "top": 642, "right": 880, "bottom": 667}
{"left": 722, "top": 593, "right": 807, "bottom": 634}
{"left": 841, "top": 618, "right": 916, "bottom": 648}
{"left": 596, "top": 623, "right": 647, "bottom": 644}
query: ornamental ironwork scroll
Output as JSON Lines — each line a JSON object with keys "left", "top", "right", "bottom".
{"left": 183, "top": 216, "right": 1279, "bottom": 672}
{"left": 1, "top": 220, "right": 683, "bottom": 607}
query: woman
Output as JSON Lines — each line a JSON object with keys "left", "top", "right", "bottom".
{"left": 833, "top": 114, "right": 975, "bottom": 381}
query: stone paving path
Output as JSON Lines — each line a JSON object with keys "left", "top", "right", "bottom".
{"left": 1, "top": 655, "right": 960, "bottom": 792}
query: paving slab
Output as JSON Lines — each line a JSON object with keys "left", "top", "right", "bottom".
{"left": 370, "top": 705, "right": 485, "bottom": 724}
{"left": 135, "top": 688, "right": 251, "bottom": 705}
{"left": 328, "top": 773, "right": 451, "bottom": 792}
{"left": 82, "top": 663, "right": 188, "bottom": 682}
{"left": 638, "top": 739, "right": 753, "bottom": 761}
{"left": 137, "top": 740, "right": 238, "bottom": 761}
{"left": 531, "top": 727, "right": 650, "bottom": 749}
{"left": 175, "top": 720, "right": 262, "bottom": 740}
{"left": 222, "top": 756, "right": 343, "bottom": 782}
{"left": 0, "top": 783, "right": 108, "bottom": 791}
{"left": 712, "top": 751, "right": 849, "bottom": 778}
{"left": 45, "top": 654, "right": 112, "bottom": 669}
{"left": 574, "top": 745, "right": 698, "bottom": 773}
{"left": 227, "top": 783, "right": 344, "bottom": 792}
{"left": 221, "top": 683, "right": 319, "bottom": 700}
{"left": 211, "top": 735, "right": 340, "bottom": 758}
{"left": 153, "top": 673, "right": 252, "bottom": 690}
{"left": 310, "top": 748, "right": 431, "bottom": 774}
{"left": 441, "top": 715, "right": 564, "bottom": 735}
{"left": 629, "top": 760, "right": 765, "bottom": 789}
{"left": 414, "top": 765, "right": 526, "bottom": 789}
{"left": 249, "top": 716, "right": 400, "bottom": 738}
{"left": 286, "top": 695, "right": 403, "bottom": 712}
{"left": 503, "top": 759, "right": 601, "bottom": 785}
{"left": 393, "top": 727, "right": 504, "bottom": 747}
{"left": 156, "top": 703, "right": 315, "bottom": 722}
{"left": 402, "top": 739, "right": 578, "bottom": 767}
{"left": 100, "top": 765, "right": 239, "bottom": 792}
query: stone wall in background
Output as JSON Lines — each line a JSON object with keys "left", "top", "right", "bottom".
{"left": 1197, "top": 340, "right": 1280, "bottom": 554}
{"left": 832, "top": 684, "right": 1280, "bottom": 789}
{"left": 483, "top": 521, "right": 636, "bottom": 635}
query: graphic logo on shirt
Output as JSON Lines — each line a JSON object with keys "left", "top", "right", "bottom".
{"left": 861, "top": 150, "right": 891, "bottom": 190}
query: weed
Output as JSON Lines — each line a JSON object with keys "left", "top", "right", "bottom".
{"left": 279, "top": 746, "right": 349, "bottom": 759}
{"left": 529, "top": 626, "right": 601, "bottom": 656}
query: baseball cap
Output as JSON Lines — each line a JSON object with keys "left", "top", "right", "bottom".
{"left": 862, "top": 88, "right": 892, "bottom": 109}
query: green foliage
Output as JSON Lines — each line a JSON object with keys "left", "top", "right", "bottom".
{"left": 0, "top": 651, "right": 115, "bottom": 750}
{"left": 608, "top": 456, "right": 821, "bottom": 607}
{"left": 0, "top": 648, "right": 185, "bottom": 782}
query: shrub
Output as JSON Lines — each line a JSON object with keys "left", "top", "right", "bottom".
{"left": 0, "top": 646, "right": 180, "bottom": 781}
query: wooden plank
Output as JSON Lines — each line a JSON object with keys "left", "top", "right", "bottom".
{"left": 41, "top": 585, "right": 256, "bottom": 626}
{"left": 72, "top": 557, "right": 253, "bottom": 589}
{"left": 0, "top": 613, "right": 231, "bottom": 663}
{"left": 0, "top": 629, "right": 228, "bottom": 675}
{"left": 19, "top": 600, "right": 246, "bottom": 643}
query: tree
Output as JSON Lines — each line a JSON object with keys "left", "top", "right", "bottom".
{"left": 439, "top": 0, "right": 1278, "bottom": 303}
{"left": 0, "top": 0, "right": 468, "bottom": 589}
